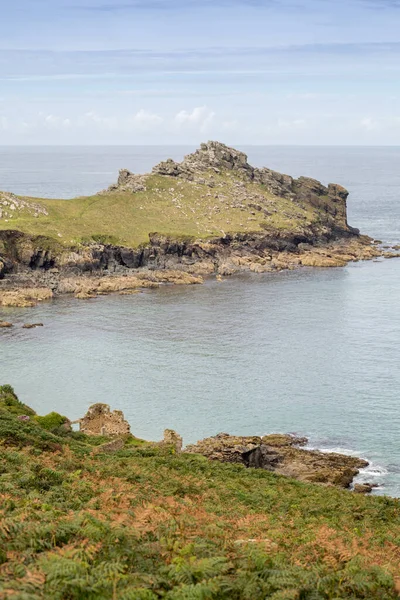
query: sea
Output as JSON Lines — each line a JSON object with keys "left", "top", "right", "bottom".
{"left": 1, "top": 145, "right": 400, "bottom": 496}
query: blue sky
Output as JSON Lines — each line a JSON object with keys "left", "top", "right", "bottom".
{"left": 1, "top": 0, "right": 400, "bottom": 144}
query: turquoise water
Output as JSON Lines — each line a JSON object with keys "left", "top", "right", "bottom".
{"left": 1, "top": 146, "right": 400, "bottom": 495}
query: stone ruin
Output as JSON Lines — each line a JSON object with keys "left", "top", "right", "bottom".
{"left": 74, "top": 403, "right": 131, "bottom": 436}
{"left": 162, "top": 429, "right": 183, "bottom": 453}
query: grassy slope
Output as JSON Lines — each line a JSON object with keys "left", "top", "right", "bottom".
{"left": 1, "top": 386, "right": 400, "bottom": 599}
{"left": 0, "top": 172, "right": 317, "bottom": 248}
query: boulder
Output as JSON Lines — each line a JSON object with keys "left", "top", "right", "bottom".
{"left": 0, "top": 321, "right": 13, "bottom": 328}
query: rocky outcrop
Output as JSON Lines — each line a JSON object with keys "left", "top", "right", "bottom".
{"left": 185, "top": 433, "right": 368, "bottom": 489}
{"left": 75, "top": 403, "right": 131, "bottom": 437}
{"left": 0, "top": 192, "right": 48, "bottom": 222}
{"left": 106, "top": 170, "right": 147, "bottom": 194}
{"left": 151, "top": 141, "right": 355, "bottom": 235}
{"left": 0, "top": 287, "right": 53, "bottom": 307}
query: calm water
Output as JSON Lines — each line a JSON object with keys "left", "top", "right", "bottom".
{"left": 1, "top": 146, "right": 400, "bottom": 495}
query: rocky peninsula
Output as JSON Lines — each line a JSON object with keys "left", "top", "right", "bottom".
{"left": 1, "top": 141, "right": 398, "bottom": 307}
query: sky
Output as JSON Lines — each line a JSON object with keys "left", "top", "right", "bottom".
{"left": 1, "top": 0, "right": 400, "bottom": 145}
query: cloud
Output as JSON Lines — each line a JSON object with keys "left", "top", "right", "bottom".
{"left": 0, "top": 106, "right": 220, "bottom": 138}
{"left": 130, "top": 109, "right": 164, "bottom": 129}
{"left": 360, "top": 117, "right": 379, "bottom": 131}
{"left": 175, "top": 106, "right": 215, "bottom": 132}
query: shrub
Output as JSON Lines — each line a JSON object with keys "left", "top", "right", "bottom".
{"left": 35, "top": 412, "right": 69, "bottom": 432}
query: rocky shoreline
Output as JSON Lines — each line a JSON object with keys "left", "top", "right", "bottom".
{"left": 1, "top": 141, "right": 399, "bottom": 307}
{"left": 62, "top": 402, "right": 373, "bottom": 493}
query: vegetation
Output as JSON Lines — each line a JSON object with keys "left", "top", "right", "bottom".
{"left": 1, "top": 386, "right": 400, "bottom": 599}
{"left": 0, "top": 172, "right": 317, "bottom": 248}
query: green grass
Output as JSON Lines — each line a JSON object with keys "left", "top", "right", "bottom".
{"left": 0, "top": 172, "right": 318, "bottom": 249}
{"left": 1, "top": 386, "right": 400, "bottom": 599}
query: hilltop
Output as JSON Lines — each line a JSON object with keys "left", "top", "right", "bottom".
{"left": 1, "top": 384, "right": 400, "bottom": 599}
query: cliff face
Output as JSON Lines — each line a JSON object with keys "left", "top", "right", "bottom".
{"left": 0, "top": 141, "right": 377, "bottom": 284}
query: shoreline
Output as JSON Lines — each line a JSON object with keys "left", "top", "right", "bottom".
{"left": 1, "top": 235, "right": 399, "bottom": 308}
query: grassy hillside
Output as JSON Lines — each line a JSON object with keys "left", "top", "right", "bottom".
{"left": 1, "top": 385, "right": 400, "bottom": 599}
{"left": 0, "top": 172, "right": 318, "bottom": 248}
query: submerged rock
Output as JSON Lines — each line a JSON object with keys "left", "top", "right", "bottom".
{"left": 185, "top": 433, "right": 368, "bottom": 489}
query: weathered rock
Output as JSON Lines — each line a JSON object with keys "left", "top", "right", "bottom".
{"left": 0, "top": 288, "right": 53, "bottom": 307}
{"left": 185, "top": 433, "right": 368, "bottom": 489}
{"left": 353, "top": 483, "right": 376, "bottom": 494}
{"left": 22, "top": 323, "right": 44, "bottom": 329}
{"left": 162, "top": 429, "right": 183, "bottom": 453}
{"left": 105, "top": 169, "right": 147, "bottom": 194}
{"left": 0, "top": 192, "right": 48, "bottom": 221}
{"left": 76, "top": 403, "right": 131, "bottom": 436}
{"left": 0, "top": 321, "right": 13, "bottom": 328}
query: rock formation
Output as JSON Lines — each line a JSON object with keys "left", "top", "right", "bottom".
{"left": 0, "top": 140, "right": 397, "bottom": 295}
{"left": 0, "top": 192, "right": 48, "bottom": 221}
{"left": 75, "top": 403, "right": 131, "bottom": 437}
{"left": 185, "top": 433, "right": 368, "bottom": 489}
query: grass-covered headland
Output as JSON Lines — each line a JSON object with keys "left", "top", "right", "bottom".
{"left": 1, "top": 384, "right": 400, "bottom": 599}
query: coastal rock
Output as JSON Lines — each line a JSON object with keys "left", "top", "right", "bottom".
{"left": 75, "top": 403, "right": 131, "bottom": 437}
{"left": 185, "top": 433, "right": 368, "bottom": 488}
{"left": 353, "top": 483, "right": 376, "bottom": 494}
{"left": 22, "top": 323, "right": 44, "bottom": 329}
{"left": 0, "top": 321, "right": 13, "bottom": 328}
{"left": 0, "top": 287, "right": 53, "bottom": 307}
